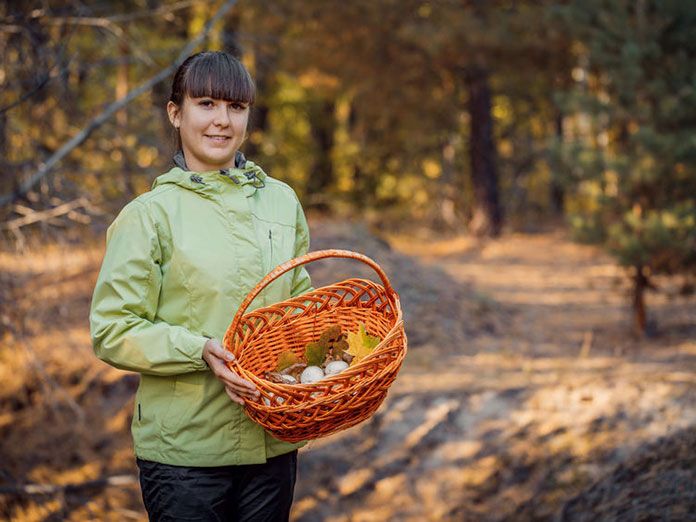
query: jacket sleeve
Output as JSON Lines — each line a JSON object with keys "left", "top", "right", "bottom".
{"left": 290, "top": 197, "right": 314, "bottom": 298}
{"left": 89, "top": 200, "right": 209, "bottom": 376}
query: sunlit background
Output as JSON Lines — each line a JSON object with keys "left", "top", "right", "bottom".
{"left": 1, "top": 1, "right": 695, "bottom": 521}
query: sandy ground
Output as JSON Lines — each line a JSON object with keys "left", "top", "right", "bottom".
{"left": 292, "top": 227, "right": 696, "bottom": 521}
{"left": 0, "top": 224, "right": 694, "bottom": 521}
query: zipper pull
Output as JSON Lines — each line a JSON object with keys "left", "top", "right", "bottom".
{"left": 219, "top": 169, "right": 240, "bottom": 184}
{"left": 268, "top": 229, "right": 273, "bottom": 268}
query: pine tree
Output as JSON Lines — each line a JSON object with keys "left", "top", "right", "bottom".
{"left": 555, "top": 0, "right": 696, "bottom": 335}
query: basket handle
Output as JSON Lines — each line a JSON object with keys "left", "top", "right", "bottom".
{"left": 228, "top": 249, "right": 396, "bottom": 339}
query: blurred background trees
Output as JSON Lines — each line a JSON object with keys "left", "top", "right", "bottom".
{"left": 552, "top": 0, "right": 696, "bottom": 335}
{"left": 1, "top": 0, "right": 694, "bottom": 335}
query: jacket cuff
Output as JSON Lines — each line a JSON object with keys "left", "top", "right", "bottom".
{"left": 183, "top": 333, "right": 209, "bottom": 371}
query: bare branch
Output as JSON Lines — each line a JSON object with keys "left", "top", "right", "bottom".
{"left": 109, "top": 0, "right": 197, "bottom": 22}
{"left": 0, "top": 475, "right": 138, "bottom": 496}
{"left": 2, "top": 197, "right": 89, "bottom": 230}
{"left": 18, "top": 339, "right": 86, "bottom": 424}
{"left": 43, "top": 1, "right": 196, "bottom": 24}
{"left": 0, "top": 55, "right": 76, "bottom": 115}
{"left": 0, "top": 24, "right": 26, "bottom": 34}
{"left": 44, "top": 17, "right": 155, "bottom": 67}
{"left": 0, "top": 0, "right": 238, "bottom": 208}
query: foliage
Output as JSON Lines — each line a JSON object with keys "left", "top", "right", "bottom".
{"left": 275, "top": 349, "right": 299, "bottom": 372}
{"left": 1, "top": 0, "right": 570, "bottom": 225}
{"left": 2, "top": 0, "right": 694, "bottom": 331}
{"left": 346, "top": 323, "right": 381, "bottom": 366}
{"left": 554, "top": 1, "right": 696, "bottom": 279}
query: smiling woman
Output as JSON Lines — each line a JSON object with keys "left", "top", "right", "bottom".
{"left": 89, "top": 51, "right": 313, "bottom": 522}
{"left": 166, "top": 52, "right": 255, "bottom": 173}
{"left": 167, "top": 97, "right": 250, "bottom": 172}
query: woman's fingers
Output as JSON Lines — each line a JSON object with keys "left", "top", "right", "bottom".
{"left": 202, "top": 338, "right": 259, "bottom": 402}
{"left": 225, "top": 386, "right": 245, "bottom": 405}
{"left": 215, "top": 364, "right": 258, "bottom": 396}
{"left": 203, "top": 338, "right": 235, "bottom": 363}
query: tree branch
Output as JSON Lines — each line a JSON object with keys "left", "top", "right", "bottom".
{"left": 2, "top": 197, "right": 90, "bottom": 230}
{"left": 0, "top": 475, "right": 138, "bottom": 496}
{"left": 0, "top": 0, "right": 238, "bottom": 208}
{"left": 45, "top": 17, "right": 155, "bottom": 67}
{"left": 0, "top": 55, "right": 76, "bottom": 115}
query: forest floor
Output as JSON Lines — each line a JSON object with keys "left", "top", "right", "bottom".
{"left": 0, "top": 220, "right": 694, "bottom": 521}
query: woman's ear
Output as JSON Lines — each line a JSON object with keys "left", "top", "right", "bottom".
{"left": 166, "top": 101, "right": 181, "bottom": 129}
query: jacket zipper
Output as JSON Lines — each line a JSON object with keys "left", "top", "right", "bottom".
{"left": 138, "top": 403, "right": 142, "bottom": 421}
{"left": 268, "top": 229, "right": 273, "bottom": 273}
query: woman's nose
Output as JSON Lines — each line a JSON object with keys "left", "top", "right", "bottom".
{"left": 212, "top": 107, "right": 231, "bottom": 127}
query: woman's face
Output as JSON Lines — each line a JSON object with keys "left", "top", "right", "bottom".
{"left": 167, "top": 95, "right": 250, "bottom": 172}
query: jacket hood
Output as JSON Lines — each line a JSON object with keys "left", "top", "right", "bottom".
{"left": 152, "top": 150, "right": 268, "bottom": 197}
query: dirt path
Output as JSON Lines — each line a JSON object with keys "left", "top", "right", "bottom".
{"left": 292, "top": 229, "right": 696, "bottom": 521}
{"left": 1, "top": 227, "right": 693, "bottom": 521}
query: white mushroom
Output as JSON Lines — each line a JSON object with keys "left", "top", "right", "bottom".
{"left": 263, "top": 392, "right": 285, "bottom": 406}
{"left": 300, "top": 366, "right": 325, "bottom": 384}
{"left": 324, "top": 360, "right": 349, "bottom": 376}
{"left": 280, "top": 374, "right": 297, "bottom": 384}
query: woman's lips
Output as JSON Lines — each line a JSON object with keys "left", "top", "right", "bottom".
{"left": 205, "top": 135, "right": 231, "bottom": 143}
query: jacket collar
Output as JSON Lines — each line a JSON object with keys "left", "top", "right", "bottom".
{"left": 172, "top": 149, "right": 249, "bottom": 171}
{"left": 153, "top": 151, "right": 267, "bottom": 197}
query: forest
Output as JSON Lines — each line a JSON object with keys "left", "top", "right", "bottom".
{"left": 1, "top": 1, "right": 695, "bottom": 521}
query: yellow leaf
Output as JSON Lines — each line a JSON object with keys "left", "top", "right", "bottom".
{"left": 346, "top": 323, "right": 381, "bottom": 366}
{"left": 276, "top": 350, "right": 299, "bottom": 372}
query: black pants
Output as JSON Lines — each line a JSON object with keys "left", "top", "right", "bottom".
{"left": 136, "top": 451, "right": 297, "bottom": 522}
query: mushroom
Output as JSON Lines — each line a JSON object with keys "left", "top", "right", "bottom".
{"left": 324, "top": 360, "right": 349, "bottom": 376}
{"left": 300, "top": 366, "right": 325, "bottom": 384}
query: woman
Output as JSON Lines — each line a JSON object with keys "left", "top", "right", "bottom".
{"left": 90, "top": 51, "right": 313, "bottom": 521}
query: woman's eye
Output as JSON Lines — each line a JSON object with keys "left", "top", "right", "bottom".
{"left": 230, "top": 102, "right": 245, "bottom": 110}
{"left": 199, "top": 100, "right": 214, "bottom": 107}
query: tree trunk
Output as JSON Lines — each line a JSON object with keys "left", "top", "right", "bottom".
{"left": 348, "top": 102, "right": 374, "bottom": 209}
{"left": 466, "top": 67, "right": 502, "bottom": 237}
{"left": 244, "top": 41, "right": 277, "bottom": 161}
{"left": 117, "top": 35, "right": 136, "bottom": 197}
{"left": 152, "top": 14, "right": 185, "bottom": 157}
{"left": 550, "top": 110, "right": 565, "bottom": 216}
{"left": 0, "top": 109, "right": 7, "bottom": 174}
{"left": 632, "top": 264, "right": 648, "bottom": 336}
{"left": 436, "top": 135, "right": 458, "bottom": 229}
{"left": 306, "top": 99, "right": 336, "bottom": 211}
{"left": 220, "top": 7, "right": 243, "bottom": 57}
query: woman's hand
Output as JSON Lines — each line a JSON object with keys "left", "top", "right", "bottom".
{"left": 202, "top": 338, "right": 260, "bottom": 405}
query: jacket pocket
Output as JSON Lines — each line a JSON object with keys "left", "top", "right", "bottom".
{"left": 265, "top": 222, "right": 295, "bottom": 273}
{"left": 160, "top": 372, "right": 206, "bottom": 434}
{"left": 263, "top": 222, "right": 296, "bottom": 303}
{"left": 132, "top": 375, "right": 176, "bottom": 450}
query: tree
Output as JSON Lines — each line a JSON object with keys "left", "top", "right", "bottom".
{"left": 556, "top": 0, "right": 696, "bottom": 335}
{"left": 466, "top": 65, "right": 502, "bottom": 236}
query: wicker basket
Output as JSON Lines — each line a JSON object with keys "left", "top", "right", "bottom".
{"left": 222, "top": 249, "right": 407, "bottom": 443}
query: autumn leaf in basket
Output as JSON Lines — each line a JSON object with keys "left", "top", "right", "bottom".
{"left": 346, "top": 323, "right": 381, "bottom": 366}
{"left": 275, "top": 350, "right": 300, "bottom": 372}
{"left": 304, "top": 341, "right": 328, "bottom": 367}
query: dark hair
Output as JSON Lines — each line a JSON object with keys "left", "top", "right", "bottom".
{"left": 170, "top": 51, "right": 256, "bottom": 106}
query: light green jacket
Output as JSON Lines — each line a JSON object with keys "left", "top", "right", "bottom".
{"left": 89, "top": 160, "right": 312, "bottom": 466}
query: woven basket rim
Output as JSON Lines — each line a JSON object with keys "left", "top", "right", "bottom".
{"left": 221, "top": 249, "right": 408, "bottom": 441}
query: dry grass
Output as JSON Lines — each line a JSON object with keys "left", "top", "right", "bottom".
{"left": 0, "top": 222, "right": 694, "bottom": 521}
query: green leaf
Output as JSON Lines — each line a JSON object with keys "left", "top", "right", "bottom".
{"left": 276, "top": 350, "right": 299, "bottom": 372}
{"left": 319, "top": 324, "right": 342, "bottom": 344}
{"left": 332, "top": 339, "right": 349, "bottom": 361}
{"left": 305, "top": 341, "right": 328, "bottom": 366}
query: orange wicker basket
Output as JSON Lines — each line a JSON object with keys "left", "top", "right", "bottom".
{"left": 222, "top": 249, "right": 407, "bottom": 443}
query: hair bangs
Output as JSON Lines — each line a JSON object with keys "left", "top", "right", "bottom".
{"left": 178, "top": 52, "right": 255, "bottom": 105}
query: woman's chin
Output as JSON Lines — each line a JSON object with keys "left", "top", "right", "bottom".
{"left": 201, "top": 152, "right": 237, "bottom": 170}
